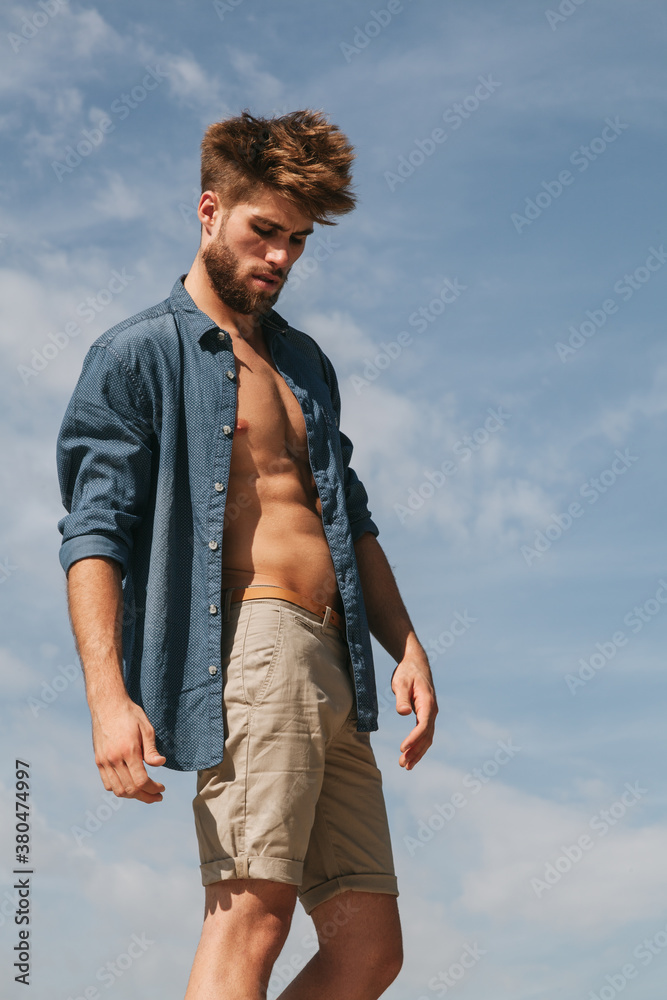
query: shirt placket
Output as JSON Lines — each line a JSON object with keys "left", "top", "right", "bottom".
{"left": 206, "top": 327, "right": 237, "bottom": 748}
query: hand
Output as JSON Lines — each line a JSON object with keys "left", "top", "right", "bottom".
{"left": 91, "top": 696, "right": 167, "bottom": 803}
{"left": 391, "top": 645, "right": 438, "bottom": 770}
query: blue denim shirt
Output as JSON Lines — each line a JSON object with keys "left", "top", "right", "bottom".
{"left": 56, "top": 275, "right": 380, "bottom": 770}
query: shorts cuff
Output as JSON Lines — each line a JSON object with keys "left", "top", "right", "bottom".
{"left": 298, "top": 873, "right": 399, "bottom": 915}
{"left": 200, "top": 855, "right": 304, "bottom": 885}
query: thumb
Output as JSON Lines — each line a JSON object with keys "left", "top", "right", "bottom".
{"left": 392, "top": 676, "right": 413, "bottom": 715}
{"left": 140, "top": 724, "right": 167, "bottom": 765}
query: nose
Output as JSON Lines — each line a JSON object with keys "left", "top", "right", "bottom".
{"left": 265, "top": 245, "right": 289, "bottom": 269}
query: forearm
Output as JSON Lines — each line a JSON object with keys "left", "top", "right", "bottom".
{"left": 66, "top": 555, "right": 129, "bottom": 708}
{"left": 353, "top": 531, "right": 424, "bottom": 663}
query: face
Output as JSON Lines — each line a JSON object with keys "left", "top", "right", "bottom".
{"left": 200, "top": 187, "right": 313, "bottom": 316}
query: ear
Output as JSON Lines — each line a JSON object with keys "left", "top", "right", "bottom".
{"left": 197, "top": 190, "right": 220, "bottom": 236}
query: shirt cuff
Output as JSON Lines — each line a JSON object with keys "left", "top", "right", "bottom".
{"left": 59, "top": 534, "right": 130, "bottom": 578}
{"left": 350, "top": 514, "right": 380, "bottom": 543}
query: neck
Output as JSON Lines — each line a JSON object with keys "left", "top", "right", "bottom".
{"left": 183, "top": 255, "right": 263, "bottom": 345}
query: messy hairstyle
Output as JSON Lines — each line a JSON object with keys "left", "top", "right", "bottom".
{"left": 200, "top": 109, "right": 356, "bottom": 226}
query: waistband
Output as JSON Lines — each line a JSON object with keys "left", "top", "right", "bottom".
{"left": 221, "top": 585, "right": 345, "bottom": 633}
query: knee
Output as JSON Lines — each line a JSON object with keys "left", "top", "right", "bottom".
{"left": 367, "top": 935, "right": 403, "bottom": 989}
{"left": 203, "top": 880, "right": 296, "bottom": 962}
{"left": 247, "top": 910, "right": 293, "bottom": 965}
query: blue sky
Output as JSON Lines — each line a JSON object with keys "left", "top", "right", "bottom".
{"left": 1, "top": 0, "right": 667, "bottom": 996}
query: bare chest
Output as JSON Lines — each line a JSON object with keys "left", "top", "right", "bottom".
{"left": 230, "top": 340, "right": 309, "bottom": 467}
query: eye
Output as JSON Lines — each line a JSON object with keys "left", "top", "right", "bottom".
{"left": 290, "top": 236, "right": 305, "bottom": 246}
{"left": 253, "top": 225, "right": 272, "bottom": 238}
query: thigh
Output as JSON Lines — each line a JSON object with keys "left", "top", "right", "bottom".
{"left": 298, "top": 712, "right": 399, "bottom": 915}
{"left": 203, "top": 877, "right": 298, "bottom": 927}
{"left": 310, "top": 889, "right": 402, "bottom": 965}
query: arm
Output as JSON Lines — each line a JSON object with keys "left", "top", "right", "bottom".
{"left": 57, "top": 344, "right": 165, "bottom": 801}
{"left": 353, "top": 531, "right": 438, "bottom": 770}
{"left": 66, "top": 555, "right": 166, "bottom": 802}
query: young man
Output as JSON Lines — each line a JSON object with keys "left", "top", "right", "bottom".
{"left": 57, "top": 110, "right": 438, "bottom": 999}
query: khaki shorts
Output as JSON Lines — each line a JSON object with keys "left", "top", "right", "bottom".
{"left": 192, "top": 595, "right": 399, "bottom": 915}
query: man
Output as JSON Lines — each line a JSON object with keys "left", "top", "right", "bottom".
{"left": 57, "top": 109, "right": 437, "bottom": 999}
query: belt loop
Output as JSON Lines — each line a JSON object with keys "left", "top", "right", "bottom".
{"left": 235, "top": 855, "right": 249, "bottom": 878}
{"left": 322, "top": 606, "right": 332, "bottom": 630}
{"left": 223, "top": 587, "right": 233, "bottom": 622}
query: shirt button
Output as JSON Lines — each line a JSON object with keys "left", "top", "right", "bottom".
{"left": 217, "top": 330, "right": 226, "bottom": 341}
{"left": 209, "top": 604, "right": 218, "bottom": 614}
{"left": 226, "top": 369, "right": 235, "bottom": 380}
{"left": 223, "top": 425, "right": 232, "bottom": 436}
{"left": 209, "top": 665, "right": 218, "bottom": 676}
{"left": 209, "top": 540, "right": 219, "bottom": 550}
{"left": 214, "top": 482, "right": 225, "bottom": 492}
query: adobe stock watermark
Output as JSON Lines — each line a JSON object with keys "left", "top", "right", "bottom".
{"left": 395, "top": 407, "right": 510, "bottom": 525}
{"left": 350, "top": 277, "right": 468, "bottom": 394}
{"left": 530, "top": 781, "right": 647, "bottom": 898}
{"left": 565, "top": 578, "right": 667, "bottom": 694}
{"left": 511, "top": 117, "right": 629, "bottom": 233}
{"left": 71, "top": 791, "right": 125, "bottom": 847}
{"left": 385, "top": 75, "right": 501, "bottom": 192}
{"left": 585, "top": 917, "right": 667, "bottom": 1000}
{"left": 555, "top": 244, "right": 667, "bottom": 361}
{"left": 267, "top": 895, "right": 361, "bottom": 996}
{"left": 520, "top": 448, "right": 638, "bottom": 567}
{"left": 27, "top": 661, "right": 82, "bottom": 717}
{"left": 7, "top": 0, "right": 68, "bottom": 54}
{"left": 51, "top": 66, "right": 169, "bottom": 181}
{"left": 283, "top": 233, "right": 341, "bottom": 291}
{"left": 212, "top": 0, "right": 244, "bottom": 20}
{"left": 425, "top": 611, "right": 478, "bottom": 665}
{"left": 419, "top": 943, "right": 486, "bottom": 998}
{"left": 404, "top": 738, "right": 521, "bottom": 856}
{"left": 340, "top": 0, "right": 409, "bottom": 63}
{"left": 545, "top": 0, "right": 588, "bottom": 30}
{"left": 64, "top": 933, "right": 154, "bottom": 999}
{"left": 0, "top": 555, "right": 18, "bottom": 585}
{"left": 17, "top": 267, "right": 135, "bottom": 384}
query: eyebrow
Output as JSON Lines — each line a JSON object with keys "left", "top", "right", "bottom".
{"left": 251, "top": 214, "right": 314, "bottom": 237}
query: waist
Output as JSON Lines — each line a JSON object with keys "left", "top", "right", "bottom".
{"left": 221, "top": 585, "right": 345, "bottom": 633}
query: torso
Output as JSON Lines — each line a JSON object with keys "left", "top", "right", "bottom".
{"left": 219, "top": 328, "right": 343, "bottom": 615}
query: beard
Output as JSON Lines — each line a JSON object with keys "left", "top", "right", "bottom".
{"left": 201, "top": 227, "right": 287, "bottom": 317}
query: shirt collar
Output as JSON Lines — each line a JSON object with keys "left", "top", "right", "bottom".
{"left": 169, "top": 274, "right": 289, "bottom": 342}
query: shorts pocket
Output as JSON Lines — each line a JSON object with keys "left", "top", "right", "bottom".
{"left": 239, "top": 603, "right": 284, "bottom": 710}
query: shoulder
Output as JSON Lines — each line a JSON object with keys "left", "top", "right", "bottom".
{"left": 91, "top": 295, "right": 178, "bottom": 358}
{"left": 84, "top": 294, "right": 183, "bottom": 401}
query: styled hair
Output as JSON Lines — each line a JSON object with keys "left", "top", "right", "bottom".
{"left": 200, "top": 109, "right": 356, "bottom": 226}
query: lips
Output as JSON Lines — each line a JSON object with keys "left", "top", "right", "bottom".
{"left": 252, "top": 273, "right": 280, "bottom": 286}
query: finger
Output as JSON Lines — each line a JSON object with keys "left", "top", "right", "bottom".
{"left": 400, "top": 738, "right": 433, "bottom": 768}
{"left": 400, "top": 721, "right": 425, "bottom": 750}
{"left": 124, "top": 755, "right": 166, "bottom": 797}
{"left": 109, "top": 759, "right": 163, "bottom": 802}
{"left": 400, "top": 729, "right": 433, "bottom": 759}
{"left": 111, "top": 758, "right": 144, "bottom": 796}
{"left": 401, "top": 732, "right": 434, "bottom": 760}
{"left": 97, "top": 761, "right": 129, "bottom": 798}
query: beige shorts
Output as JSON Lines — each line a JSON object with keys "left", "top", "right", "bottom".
{"left": 192, "top": 595, "right": 399, "bottom": 915}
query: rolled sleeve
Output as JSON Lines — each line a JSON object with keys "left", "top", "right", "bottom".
{"left": 56, "top": 344, "right": 154, "bottom": 579}
{"left": 314, "top": 342, "right": 380, "bottom": 543}
{"left": 338, "top": 430, "right": 380, "bottom": 542}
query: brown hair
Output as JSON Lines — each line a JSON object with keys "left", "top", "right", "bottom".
{"left": 200, "top": 109, "right": 356, "bottom": 226}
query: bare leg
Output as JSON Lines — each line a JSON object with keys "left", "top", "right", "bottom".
{"left": 276, "top": 891, "right": 403, "bottom": 1000}
{"left": 185, "top": 878, "right": 298, "bottom": 1000}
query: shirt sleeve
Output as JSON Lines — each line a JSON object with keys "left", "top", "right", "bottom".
{"left": 56, "top": 343, "right": 154, "bottom": 579}
{"left": 316, "top": 343, "right": 380, "bottom": 543}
